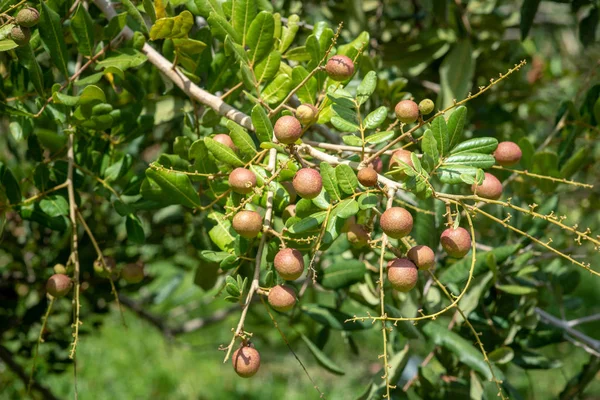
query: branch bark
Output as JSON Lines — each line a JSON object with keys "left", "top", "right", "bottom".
{"left": 535, "top": 307, "right": 600, "bottom": 354}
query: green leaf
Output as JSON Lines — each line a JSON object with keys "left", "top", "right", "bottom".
{"left": 365, "top": 130, "right": 395, "bottom": 144}
{"left": 320, "top": 260, "right": 365, "bottom": 289}
{"left": 150, "top": 11, "right": 194, "bottom": 40}
{"left": 0, "top": 39, "right": 17, "bottom": 52}
{"left": 287, "top": 211, "right": 328, "bottom": 233}
{"left": 300, "top": 334, "right": 345, "bottom": 375}
{"left": 337, "top": 30, "right": 369, "bottom": 60}
{"left": 262, "top": 74, "right": 293, "bottom": 104}
{"left": 204, "top": 137, "right": 245, "bottom": 167}
{"left": 301, "top": 304, "right": 372, "bottom": 330}
{"left": 356, "top": 71, "right": 377, "bottom": 106}
{"left": 79, "top": 85, "right": 106, "bottom": 105}
{"left": 254, "top": 50, "right": 280, "bottom": 83}
{"left": 437, "top": 165, "right": 479, "bottom": 184}
{"left": 39, "top": 1, "right": 70, "bottom": 78}
{"left": 335, "top": 165, "right": 358, "bottom": 195}
{"left": 126, "top": 214, "right": 145, "bottom": 244}
{"left": 450, "top": 137, "right": 498, "bottom": 155}
{"left": 431, "top": 115, "right": 449, "bottom": 156}
{"left": 207, "top": 212, "right": 236, "bottom": 251}
{"left": 496, "top": 284, "right": 537, "bottom": 295}
{"left": 225, "top": 35, "right": 249, "bottom": 65}
{"left": 520, "top": 0, "right": 541, "bottom": 39}
{"left": 284, "top": 46, "right": 311, "bottom": 61}
{"left": 96, "top": 49, "right": 148, "bottom": 70}
{"left": 207, "top": 11, "right": 241, "bottom": 43}
{"left": 70, "top": 4, "right": 95, "bottom": 56}
{"left": 280, "top": 14, "right": 299, "bottom": 52}
{"left": 513, "top": 350, "right": 562, "bottom": 369}
{"left": 488, "top": 347, "right": 515, "bottom": 365}
{"left": 173, "top": 38, "right": 207, "bottom": 54}
{"left": 292, "top": 66, "right": 317, "bottom": 105}
{"left": 246, "top": 11, "right": 274, "bottom": 65}
{"left": 145, "top": 168, "right": 201, "bottom": 208}
{"left": 194, "top": 0, "right": 225, "bottom": 18}
{"left": 342, "top": 135, "right": 363, "bottom": 146}
{"left": 421, "top": 129, "right": 440, "bottom": 164}
{"left": 331, "top": 116, "right": 359, "bottom": 133}
{"left": 333, "top": 198, "right": 359, "bottom": 219}
{"left": 122, "top": 0, "right": 149, "bottom": 34}
{"left": 15, "top": 44, "right": 44, "bottom": 96}
{"left": 447, "top": 106, "right": 467, "bottom": 149}
{"left": 251, "top": 105, "right": 273, "bottom": 143}
{"left": 143, "top": 0, "right": 156, "bottom": 22}
{"left": 357, "top": 193, "right": 378, "bottom": 209}
{"left": 226, "top": 120, "right": 257, "bottom": 161}
{"left": 232, "top": 0, "right": 257, "bottom": 46}
{"left": 439, "top": 40, "right": 475, "bottom": 110}
{"left": 363, "top": 106, "right": 388, "bottom": 130}
{"left": 320, "top": 162, "right": 341, "bottom": 201}
{"left": 39, "top": 195, "right": 68, "bottom": 217}
{"left": 443, "top": 153, "right": 495, "bottom": 168}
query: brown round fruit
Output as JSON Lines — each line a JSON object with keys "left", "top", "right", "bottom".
{"left": 296, "top": 104, "right": 319, "bottom": 125}
{"left": 395, "top": 100, "right": 419, "bottom": 124}
{"left": 274, "top": 115, "right": 303, "bottom": 144}
{"left": 46, "top": 274, "right": 72, "bottom": 298}
{"left": 380, "top": 207, "right": 413, "bottom": 239}
{"left": 10, "top": 26, "right": 30, "bottom": 46}
{"left": 418, "top": 99, "right": 435, "bottom": 115}
{"left": 229, "top": 168, "right": 257, "bottom": 195}
{"left": 122, "top": 262, "right": 144, "bottom": 284}
{"left": 369, "top": 157, "right": 383, "bottom": 173}
{"left": 232, "top": 345, "right": 261, "bottom": 378}
{"left": 441, "top": 227, "right": 471, "bottom": 258}
{"left": 358, "top": 167, "right": 378, "bottom": 187}
{"left": 232, "top": 210, "right": 263, "bottom": 239}
{"left": 325, "top": 55, "right": 355, "bottom": 81}
{"left": 387, "top": 258, "right": 418, "bottom": 292}
{"left": 274, "top": 248, "right": 304, "bottom": 280}
{"left": 493, "top": 141, "right": 522, "bottom": 166}
{"left": 471, "top": 172, "right": 502, "bottom": 200}
{"left": 213, "top": 134, "right": 237, "bottom": 151}
{"left": 407, "top": 245, "right": 435, "bottom": 270}
{"left": 292, "top": 168, "right": 322, "bottom": 199}
{"left": 15, "top": 7, "right": 39, "bottom": 27}
{"left": 388, "top": 149, "right": 414, "bottom": 178}
{"left": 347, "top": 224, "right": 370, "bottom": 248}
{"left": 268, "top": 284, "right": 296, "bottom": 312}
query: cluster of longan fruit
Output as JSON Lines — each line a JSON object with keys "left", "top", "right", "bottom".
{"left": 9, "top": 7, "right": 39, "bottom": 47}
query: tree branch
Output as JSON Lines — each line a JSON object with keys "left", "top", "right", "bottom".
{"left": 535, "top": 307, "right": 600, "bottom": 354}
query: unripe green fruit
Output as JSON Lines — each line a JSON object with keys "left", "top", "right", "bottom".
{"left": 292, "top": 168, "right": 322, "bottom": 199}
{"left": 46, "top": 274, "right": 72, "bottom": 298}
{"left": 10, "top": 26, "right": 30, "bottom": 46}
{"left": 93, "top": 256, "right": 116, "bottom": 278}
{"left": 213, "top": 134, "right": 237, "bottom": 151}
{"left": 53, "top": 263, "right": 67, "bottom": 275}
{"left": 229, "top": 168, "right": 257, "bottom": 194}
{"left": 232, "top": 345, "right": 261, "bottom": 378}
{"left": 387, "top": 258, "right": 418, "bottom": 292}
{"left": 493, "top": 141, "right": 522, "bottom": 166}
{"left": 357, "top": 167, "right": 378, "bottom": 187}
{"left": 232, "top": 210, "right": 263, "bottom": 239}
{"left": 15, "top": 7, "right": 39, "bottom": 28}
{"left": 268, "top": 284, "right": 296, "bottom": 312}
{"left": 471, "top": 172, "right": 502, "bottom": 200}
{"left": 389, "top": 149, "right": 414, "bottom": 178}
{"left": 407, "top": 245, "right": 435, "bottom": 270}
{"left": 418, "top": 99, "right": 435, "bottom": 115}
{"left": 441, "top": 227, "right": 471, "bottom": 258}
{"left": 347, "top": 224, "right": 370, "bottom": 248}
{"left": 296, "top": 104, "right": 319, "bottom": 125}
{"left": 274, "top": 248, "right": 304, "bottom": 280}
{"left": 380, "top": 207, "right": 413, "bottom": 239}
{"left": 282, "top": 204, "right": 296, "bottom": 222}
{"left": 394, "top": 100, "right": 419, "bottom": 124}
{"left": 369, "top": 157, "right": 383, "bottom": 173}
{"left": 274, "top": 115, "right": 303, "bottom": 144}
{"left": 122, "top": 262, "right": 144, "bottom": 284}
{"left": 325, "top": 55, "right": 355, "bottom": 81}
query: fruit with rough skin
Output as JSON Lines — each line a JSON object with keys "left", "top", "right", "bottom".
{"left": 296, "top": 104, "right": 319, "bottom": 125}
{"left": 347, "top": 224, "right": 370, "bottom": 248}
{"left": 274, "top": 248, "right": 304, "bottom": 280}
{"left": 268, "top": 284, "right": 296, "bottom": 312}
{"left": 46, "top": 274, "right": 72, "bottom": 298}
{"left": 441, "top": 227, "right": 471, "bottom": 258}
{"left": 471, "top": 172, "right": 502, "bottom": 200}
{"left": 407, "top": 245, "right": 435, "bottom": 270}
{"left": 10, "top": 26, "right": 30, "bottom": 46}
{"left": 232, "top": 345, "right": 261, "bottom": 378}
{"left": 122, "top": 262, "right": 144, "bottom": 283}
{"left": 16, "top": 7, "right": 39, "bottom": 27}
{"left": 380, "top": 207, "right": 413, "bottom": 239}
{"left": 292, "top": 168, "right": 322, "bottom": 199}
{"left": 229, "top": 168, "right": 257, "bottom": 194}
{"left": 325, "top": 55, "right": 355, "bottom": 81}
{"left": 418, "top": 99, "right": 435, "bottom": 115}
{"left": 387, "top": 258, "right": 418, "bottom": 292}
{"left": 493, "top": 141, "right": 522, "bottom": 166}
{"left": 388, "top": 149, "right": 414, "bottom": 178}
{"left": 395, "top": 100, "right": 419, "bottom": 124}
{"left": 213, "top": 134, "right": 237, "bottom": 151}
{"left": 232, "top": 210, "right": 263, "bottom": 239}
{"left": 357, "top": 167, "right": 378, "bottom": 187}
{"left": 274, "top": 115, "right": 303, "bottom": 144}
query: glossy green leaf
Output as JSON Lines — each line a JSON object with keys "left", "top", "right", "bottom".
{"left": 251, "top": 105, "right": 273, "bottom": 143}
{"left": 227, "top": 120, "right": 257, "bottom": 161}
{"left": 443, "top": 153, "right": 495, "bottom": 168}
{"left": 262, "top": 74, "right": 293, "bottom": 104}
{"left": 280, "top": 14, "right": 299, "bottom": 52}
{"left": 96, "top": 49, "right": 148, "bottom": 70}
{"left": 207, "top": 212, "right": 236, "bottom": 251}
{"left": 439, "top": 40, "right": 475, "bottom": 110}
{"left": 365, "top": 130, "right": 395, "bottom": 144}
{"left": 437, "top": 165, "right": 479, "bottom": 184}
{"left": 71, "top": 4, "right": 95, "bottom": 56}
{"left": 126, "top": 214, "right": 145, "bottom": 244}
{"left": 335, "top": 165, "right": 358, "bottom": 195}
{"left": 122, "top": 0, "right": 149, "bottom": 34}
{"left": 292, "top": 66, "right": 317, "bottom": 105}
{"left": 39, "top": 195, "right": 68, "bottom": 217}
{"left": 357, "top": 193, "right": 378, "bottom": 209}
{"left": 301, "top": 304, "right": 372, "bottom": 330}
{"left": 232, "top": 0, "right": 257, "bottom": 46}
{"left": 207, "top": 11, "right": 241, "bottom": 43}
{"left": 204, "top": 137, "right": 245, "bottom": 167}
{"left": 194, "top": 0, "right": 225, "bottom": 18}
{"left": 320, "top": 162, "right": 342, "bottom": 201}
{"left": 356, "top": 71, "right": 377, "bottom": 106}
{"left": 334, "top": 198, "right": 358, "bottom": 219}
{"left": 421, "top": 129, "right": 439, "bottom": 163}
{"left": 145, "top": 168, "right": 201, "bottom": 208}
{"left": 15, "top": 44, "right": 44, "bottom": 96}
{"left": 39, "top": 1, "right": 70, "bottom": 78}
{"left": 488, "top": 347, "right": 515, "bottom": 364}
{"left": 79, "top": 85, "right": 106, "bottom": 105}
{"left": 247, "top": 11, "right": 274, "bottom": 65}
{"left": 342, "top": 135, "right": 362, "bottom": 146}
{"left": 363, "top": 106, "right": 388, "bottom": 130}
{"left": 287, "top": 211, "right": 328, "bottom": 233}
{"left": 450, "top": 137, "right": 498, "bottom": 155}
{"left": 173, "top": 38, "right": 207, "bottom": 54}
{"left": 496, "top": 284, "right": 537, "bottom": 295}
{"left": 225, "top": 35, "right": 249, "bottom": 65}
{"left": 447, "top": 106, "right": 467, "bottom": 149}
{"left": 431, "top": 115, "right": 449, "bottom": 156}
{"left": 331, "top": 116, "right": 359, "bottom": 133}
{"left": 150, "top": 11, "right": 193, "bottom": 40}
{"left": 320, "top": 260, "right": 365, "bottom": 289}
{"left": 0, "top": 39, "right": 17, "bottom": 52}
{"left": 301, "top": 334, "right": 345, "bottom": 375}
{"left": 254, "top": 50, "right": 280, "bottom": 82}
{"left": 520, "top": 0, "right": 541, "bottom": 39}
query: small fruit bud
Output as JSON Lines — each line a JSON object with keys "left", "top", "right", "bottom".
{"left": 418, "top": 99, "right": 435, "bottom": 115}
{"left": 53, "top": 263, "right": 67, "bottom": 275}
{"left": 388, "top": 149, "right": 414, "bottom": 178}
{"left": 213, "top": 134, "right": 237, "bottom": 151}
{"left": 229, "top": 168, "right": 257, "bottom": 195}
{"left": 493, "top": 141, "right": 522, "bottom": 166}
{"left": 15, "top": 7, "right": 39, "bottom": 28}
{"left": 296, "top": 104, "right": 319, "bottom": 125}
{"left": 325, "top": 55, "right": 355, "bottom": 81}
{"left": 471, "top": 172, "right": 502, "bottom": 200}
{"left": 407, "top": 245, "right": 435, "bottom": 270}
{"left": 232, "top": 210, "right": 263, "bottom": 239}
{"left": 232, "top": 344, "right": 261, "bottom": 378}
{"left": 46, "top": 274, "right": 72, "bottom": 298}
{"left": 395, "top": 100, "right": 419, "bottom": 124}
{"left": 274, "top": 115, "right": 303, "bottom": 144}
{"left": 369, "top": 157, "right": 383, "bottom": 173}
{"left": 10, "top": 26, "right": 30, "bottom": 46}
{"left": 347, "top": 224, "right": 370, "bottom": 248}
{"left": 274, "top": 248, "right": 304, "bottom": 280}
{"left": 268, "top": 284, "right": 296, "bottom": 312}
{"left": 441, "top": 227, "right": 471, "bottom": 258}
{"left": 380, "top": 207, "right": 413, "bottom": 239}
{"left": 387, "top": 258, "right": 418, "bottom": 292}
{"left": 122, "top": 262, "right": 144, "bottom": 284}
{"left": 292, "top": 168, "right": 322, "bottom": 199}
{"left": 357, "top": 167, "right": 378, "bottom": 187}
